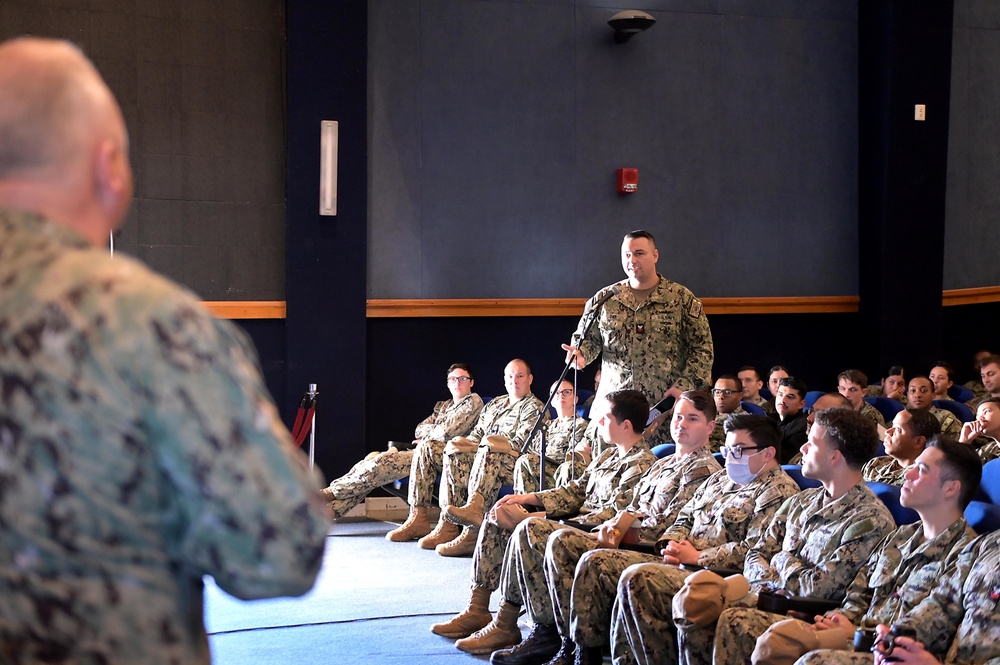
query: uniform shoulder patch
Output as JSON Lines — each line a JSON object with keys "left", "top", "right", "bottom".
{"left": 689, "top": 299, "right": 703, "bottom": 318}
{"left": 843, "top": 517, "right": 877, "bottom": 543}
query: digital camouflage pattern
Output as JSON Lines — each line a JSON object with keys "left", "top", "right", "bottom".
{"left": 412, "top": 392, "right": 546, "bottom": 509}
{"left": 324, "top": 393, "right": 484, "bottom": 517}
{"left": 861, "top": 455, "right": 909, "bottom": 487}
{"left": 607, "top": 466, "right": 801, "bottom": 664}
{"left": 471, "top": 439, "right": 650, "bottom": 594}
{"left": 716, "top": 517, "right": 976, "bottom": 665}
{"left": 542, "top": 446, "right": 720, "bottom": 645}
{"left": 573, "top": 277, "right": 714, "bottom": 445}
{"left": 497, "top": 442, "right": 656, "bottom": 624}
{"left": 930, "top": 406, "right": 962, "bottom": 436}
{"left": 710, "top": 406, "right": 747, "bottom": 453}
{"left": 859, "top": 402, "right": 887, "bottom": 428}
{"left": 0, "top": 210, "right": 330, "bottom": 664}
{"left": 536, "top": 441, "right": 656, "bottom": 523}
{"left": 677, "top": 481, "right": 896, "bottom": 665}
{"left": 892, "top": 530, "right": 1000, "bottom": 665}
{"left": 657, "top": 466, "right": 801, "bottom": 569}
{"left": 510, "top": 414, "right": 589, "bottom": 494}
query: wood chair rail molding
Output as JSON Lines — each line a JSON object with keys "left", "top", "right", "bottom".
{"left": 202, "top": 287, "right": 1000, "bottom": 319}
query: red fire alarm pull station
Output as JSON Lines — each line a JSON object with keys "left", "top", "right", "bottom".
{"left": 617, "top": 168, "right": 638, "bottom": 193}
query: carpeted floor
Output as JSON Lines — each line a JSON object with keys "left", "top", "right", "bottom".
{"left": 206, "top": 517, "right": 528, "bottom": 664}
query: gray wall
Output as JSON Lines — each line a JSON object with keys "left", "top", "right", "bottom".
{"left": 0, "top": 0, "right": 287, "bottom": 301}
{"left": 368, "top": 0, "right": 860, "bottom": 299}
{"left": 945, "top": 0, "right": 1000, "bottom": 290}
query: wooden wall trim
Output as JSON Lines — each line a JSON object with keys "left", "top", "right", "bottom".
{"left": 201, "top": 289, "right": 1000, "bottom": 319}
{"left": 365, "top": 296, "right": 861, "bottom": 317}
{"left": 203, "top": 301, "right": 286, "bottom": 319}
{"left": 941, "top": 286, "right": 1000, "bottom": 306}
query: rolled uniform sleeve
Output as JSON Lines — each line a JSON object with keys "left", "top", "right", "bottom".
{"left": 415, "top": 393, "right": 485, "bottom": 442}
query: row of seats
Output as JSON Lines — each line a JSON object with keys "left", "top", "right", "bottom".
{"left": 648, "top": 445, "right": 1000, "bottom": 535}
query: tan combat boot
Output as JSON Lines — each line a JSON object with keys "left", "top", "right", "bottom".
{"left": 455, "top": 600, "right": 522, "bottom": 654}
{"left": 442, "top": 491, "right": 485, "bottom": 528}
{"left": 385, "top": 506, "right": 431, "bottom": 542}
{"left": 430, "top": 585, "right": 493, "bottom": 638}
{"left": 435, "top": 525, "right": 479, "bottom": 557}
{"left": 417, "top": 519, "right": 461, "bottom": 549}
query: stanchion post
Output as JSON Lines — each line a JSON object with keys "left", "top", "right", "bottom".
{"left": 307, "top": 383, "right": 318, "bottom": 470}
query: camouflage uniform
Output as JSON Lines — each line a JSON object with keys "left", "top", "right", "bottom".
{"left": 512, "top": 414, "right": 589, "bottom": 494}
{"left": 543, "top": 447, "right": 721, "bottom": 646}
{"left": 719, "top": 517, "right": 975, "bottom": 665}
{"left": 497, "top": 443, "right": 656, "bottom": 624}
{"left": 861, "top": 456, "right": 908, "bottom": 487}
{"left": 929, "top": 406, "right": 962, "bottom": 436}
{"left": 546, "top": 421, "right": 609, "bottom": 491}
{"left": 0, "top": 210, "right": 330, "bottom": 664}
{"left": 324, "top": 393, "right": 484, "bottom": 516}
{"left": 676, "top": 480, "right": 896, "bottom": 665}
{"left": 967, "top": 435, "right": 1000, "bottom": 464}
{"left": 472, "top": 441, "right": 653, "bottom": 595}
{"left": 964, "top": 379, "right": 986, "bottom": 401}
{"left": 412, "top": 392, "right": 545, "bottom": 509}
{"left": 751, "top": 395, "right": 776, "bottom": 413}
{"left": 608, "top": 466, "right": 801, "bottom": 665}
{"left": 710, "top": 406, "right": 748, "bottom": 452}
{"left": 573, "top": 276, "right": 714, "bottom": 445}
{"left": 859, "top": 401, "right": 887, "bottom": 428}
{"left": 797, "top": 530, "right": 1000, "bottom": 665}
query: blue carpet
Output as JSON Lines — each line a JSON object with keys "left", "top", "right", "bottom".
{"left": 206, "top": 518, "right": 526, "bottom": 664}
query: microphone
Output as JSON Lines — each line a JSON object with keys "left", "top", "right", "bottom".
{"left": 571, "top": 286, "right": 620, "bottom": 345}
{"left": 586, "top": 285, "right": 620, "bottom": 315}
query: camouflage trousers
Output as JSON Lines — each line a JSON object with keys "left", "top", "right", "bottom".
{"left": 499, "top": 517, "right": 564, "bottom": 624}
{"left": 515, "top": 454, "right": 588, "bottom": 494}
{"left": 676, "top": 594, "right": 758, "bottom": 665}
{"left": 796, "top": 651, "right": 875, "bottom": 665}
{"left": 545, "top": 544, "right": 662, "bottom": 647}
{"left": 609, "top": 562, "right": 695, "bottom": 665}
{"left": 325, "top": 449, "right": 414, "bottom": 518}
{"left": 710, "top": 607, "right": 788, "bottom": 665}
{"left": 472, "top": 517, "right": 516, "bottom": 591}
{"left": 547, "top": 532, "right": 660, "bottom": 647}
{"left": 463, "top": 449, "right": 517, "bottom": 513}
{"left": 409, "top": 439, "right": 448, "bottom": 507}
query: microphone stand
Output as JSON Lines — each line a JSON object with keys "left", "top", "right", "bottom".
{"left": 523, "top": 293, "right": 609, "bottom": 492}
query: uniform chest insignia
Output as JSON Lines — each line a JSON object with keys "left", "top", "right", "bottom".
{"left": 636, "top": 323, "right": 645, "bottom": 335}
{"left": 991, "top": 584, "right": 1000, "bottom": 601}
{"left": 689, "top": 300, "right": 703, "bottom": 318}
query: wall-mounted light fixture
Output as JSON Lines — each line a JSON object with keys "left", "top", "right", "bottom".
{"left": 608, "top": 10, "right": 656, "bottom": 43}
{"left": 320, "top": 120, "right": 338, "bottom": 216}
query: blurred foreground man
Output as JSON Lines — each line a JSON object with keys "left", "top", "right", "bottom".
{"left": 0, "top": 38, "right": 329, "bottom": 664}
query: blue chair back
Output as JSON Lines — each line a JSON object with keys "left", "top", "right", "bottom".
{"left": 714, "top": 452, "right": 726, "bottom": 467}
{"left": 741, "top": 401, "right": 767, "bottom": 416}
{"left": 965, "top": 500, "right": 1000, "bottom": 534}
{"left": 948, "top": 384, "right": 976, "bottom": 403}
{"left": 575, "top": 389, "right": 595, "bottom": 419}
{"left": 651, "top": 444, "right": 676, "bottom": 458}
{"left": 781, "top": 464, "right": 822, "bottom": 490}
{"left": 933, "top": 399, "right": 975, "bottom": 423}
{"left": 977, "top": 458, "right": 1000, "bottom": 504}
{"left": 864, "top": 397, "right": 905, "bottom": 423}
{"left": 867, "top": 481, "right": 919, "bottom": 526}
{"left": 804, "top": 391, "right": 826, "bottom": 410}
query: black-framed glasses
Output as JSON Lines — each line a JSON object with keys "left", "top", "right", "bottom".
{"left": 554, "top": 389, "right": 574, "bottom": 397}
{"left": 723, "top": 445, "right": 760, "bottom": 459}
{"left": 711, "top": 389, "right": 738, "bottom": 397}
{"left": 447, "top": 376, "right": 471, "bottom": 384}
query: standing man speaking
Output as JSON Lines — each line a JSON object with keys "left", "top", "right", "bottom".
{"left": 563, "top": 230, "right": 714, "bottom": 444}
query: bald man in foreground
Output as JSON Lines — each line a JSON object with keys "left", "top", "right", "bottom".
{"left": 0, "top": 38, "right": 330, "bottom": 663}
